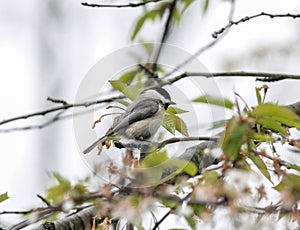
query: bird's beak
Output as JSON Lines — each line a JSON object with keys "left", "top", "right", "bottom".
{"left": 169, "top": 101, "right": 176, "bottom": 105}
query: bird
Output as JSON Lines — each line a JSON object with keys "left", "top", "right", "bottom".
{"left": 83, "top": 87, "right": 175, "bottom": 154}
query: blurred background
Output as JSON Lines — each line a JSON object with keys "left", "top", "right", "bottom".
{"left": 1, "top": 0, "right": 300, "bottom": 227}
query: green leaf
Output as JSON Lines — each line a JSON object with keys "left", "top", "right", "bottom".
{"left": 256, "top": 117, "right": 287, "bottom": 135}
{"left": 142, "top": 151, "right": 197, "bottom": 177}
{"left": 114, "top": 99, "right": 130, "bottom": 107}
{"left": 289, "top": 164, "right": 300, "bottom": 172}
{"left": 252, "top": 103, "right": 300, "bottom": 133}
{"left": 252, "top": 103, "right": 299, "bottom": 121}
{"left": 166, "top": 106, "right": 188, "bottom": 114}
{"left": 173, "top": 114, "right": 189, "bottom": 136}
{"left": 0, "top": 192, "right": 9, "bottom": 204}
{"left": 255, "top": 87, "right": 262, "bottom": 105}
{"left": 142, "top": 150, "right": 168, "bottom": 168}
{"left": 252, "top": 132, "right": 275, "bottom": 142}
{"left": 193, "top": 94, "right": 234, "bottom": 110}
{"left": 272, "top": 116, "right": 300, "bottom": 130}
{"left": 162, "top": 114, "right": 176, "bottom": 135}
{"left": 182, "top": 0, "right": 195, "bottom": 14}
{"left": 109, "top": 80, "right": 139, "bottom": 101}
{"left": 203, "top": 0, "right": 210, "bottom": 14}
{"left": 131, "top": 9, "right": 162, "bottom": 40}
{"left": 247, "top": 152, "right": 272, "bottom": 183}
{"left": 191, "top": 204, "right": 205, "bottom": 218}
{"left": 274, "top": 174, "right": 300, "bottom": 198}
{"left": 185, "top": 216, "right": 196, "bottom": 230}
{"left": 118, "top": 70, "right": 137, "bottom": 85}
{"left": 222, "top": 118, "right": 250, "bottom": 161}
{"left": 172, "top": 7, "right": 181, "bottom": 24}
{"left": 131, "top": 14, "right": 148, "bottom": 41}
{"left": 53, "top": 172, "right": 70, "bottom": 186}
{"left": 71, "top": 184, "right": 88, "bottom": 201}
{"left": 167, "top": 159, "right": 197, "bottom": 176}
{"left": 164, "top": 113, "right": 189, "bottom": 136}
{"left": 46, "top": 172, "right": 71, "bottom": 204}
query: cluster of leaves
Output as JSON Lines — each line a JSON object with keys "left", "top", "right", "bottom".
{"left": 193, "top": 86, "right": 300, "bottom": 213}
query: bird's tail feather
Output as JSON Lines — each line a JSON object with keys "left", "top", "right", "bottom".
{"left": 83, "top": 135, "right": 107, "bottom": 154}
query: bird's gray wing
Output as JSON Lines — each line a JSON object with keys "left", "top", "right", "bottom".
{"left": 111, "top": 99, "right": 159, "bottom": 133}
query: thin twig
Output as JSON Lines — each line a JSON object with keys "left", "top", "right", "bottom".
{"left": 213, "top": 12, "right": 300, "bottom": 38}
{"left": 152, "top": 210, "right": 171, "bottom": 230}
{"left": 36, "top": 194, "right": 51, "bottom": 207}
{"left": 0, "top": 95, "right": 123, "bottom": 126}
{"left": 168, "top": 71, "right": 300, "bottom": 84}
{"left": 47, "top": 97, "right": 69, "bottom": 105}
{"left": 81, "top": 0, "right": 162, "bottom": 8}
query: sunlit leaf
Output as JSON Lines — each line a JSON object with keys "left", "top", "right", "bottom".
{"left": 109, "top": 80, "right": 139, "bottom": 100}
{"left": 46, "top": 172, "right": 71, "bottom": 204}
{"left": 222, "top": 118, "right": 250, "bottom": 161}
{"left": 162, "top": 114, "right": 176, "bottom": 135}
{"left": 203, "top": 0, "right": 210, "bottom": 14}
{"left": 118, "top": 70, "right": 137, "bottom": 85}
{"left": 71, "top": 184, "right": 88, "bottom": 201}
{"left": 131, "top": 14, "right": 148, "bottom": 41}
{"left": 256, "top": 117, "right": 287, "bottom": 135}
{"left": 190, "top": 204, "right": 205, "bottom": 218}
{"left": 131, "top": 9, "right": 162, "bottom": 40}
{"left": 255, "top": 87, "right": 262, "bottom": 105}
{"left": 142, "top": 150, "right": 168, "bottom": 168}
{"left": 289, "top": 164, "right": 300, "bottom": 172}
{"left": 252, "top": 103, "right": 299, "bottom": 121}
{"left": 182, "top": 0, "right": 195, "bottom": 14}
{"left": 167, "top": 159, "right": 197, "bottom": 176}
{"left": 272, "top": 116, "right": 300, "bottom": 130}
{"left": 172, "top": 7, "right": 181, "bottom": 24}
{"left": 247, "top": 152, "right": 272, "bottom": 183}
{"left": 142, "top": 150, "right": 197, "bottom": 178}
{"left": 53, "top": 172, "right": 70, "bottom": 186}
{"left": 252, "top": 132, "right": 275, "bottom": 142}
{"left": 0, "top": 192, "right": 9, "bottom": 204}
{"left": 185, "top": 216, "right": 196, "bottom": 230}
{"left": 114, "top": 99, "right": 130, "bottom": 107}
{"left": 172, "top": 113, "right": 189, "bottom": 136}
{"left": 193, "top": 94, "right": 234, "bottom": 110}
{"left": 164, "top": 112, "right": 189, "bottom": 136}
{"left": 167, "top": 106, "right": 188, "bottom": 114}
{"left": 274, "top": 174, "right": 300, "bottom": 198}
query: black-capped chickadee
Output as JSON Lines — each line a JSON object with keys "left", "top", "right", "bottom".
{"left": 83, "top": 87, "right": 175, "bottom": 154}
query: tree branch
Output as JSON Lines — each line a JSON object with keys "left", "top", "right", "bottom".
{"left": 169, "top": 71, "right": 300, "bottom": 84}
{"left": 156, "top": 136, "right": 219, "bottom": 148}
{"left": 81, "top": 0, "right": 162, "bottom": 8}
{"left": 213, "top": 12, "right": 300, "bottom": 38}
{"left": 0, "top": 96, "right": 123, "bottom": 127}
